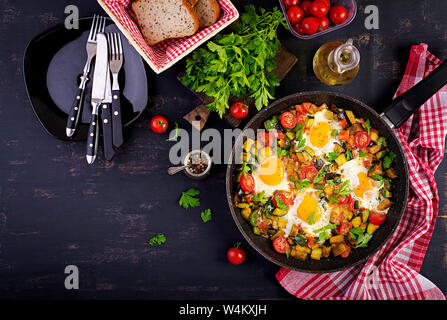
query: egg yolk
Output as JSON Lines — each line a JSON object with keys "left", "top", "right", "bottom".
{"left": 296, "top": 195, "right": 322, "bottom": 223}
{"left": 310, "top": 122, "right": 332, "bottom": 148}
{"left": 258, "top": 157, "right": 285, "bottom": 186}
{"left": 354, "top": 172, "right": 374, "bottom": 198}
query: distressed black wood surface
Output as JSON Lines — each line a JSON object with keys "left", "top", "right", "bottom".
{"left": 0, "top": 0, "right": 446, "bottom": 299}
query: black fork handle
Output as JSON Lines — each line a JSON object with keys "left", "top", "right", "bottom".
{"left": 383, "top": 60, "right": 447, "bottom": 129}
{"left": 66, "top": 85, "right": 86, "bottom": 137}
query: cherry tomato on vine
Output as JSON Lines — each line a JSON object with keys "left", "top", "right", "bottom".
{"left": 330, "top": 5, "right": 348, "bottom": 24}
{"left": 300, "top": 17, "right": 320, "bottom": 35}
{"left": 354, "top": 131, "right": 372, "bottom": 149}
{"left": 227, "top": 243, "right": 246, "bottom": 265}
{"left": 282, "top": 0, "right": 300, "bottom": 9}
{"left": 300, "top": 165, "right": 319, "bottom": 181}
{"left": 239, "top": 173, "right": 255, "bottom": 193}
{"left": 230, "top": 101, "right": 249, "bottom": 119}
{"left": 280, "top": 111, "right": 297, "bottom": 129}
{"left": 287, "top": 6, "right": 304, "bottom": 24}
{"left": 150, "top": 115, "right": 168, "bottom": 133}
{"left": 310, "top": 0, "right": 330, "bottom": 19}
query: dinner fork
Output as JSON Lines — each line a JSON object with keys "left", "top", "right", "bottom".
{"left": 107, "top": 32, "right": 124, "bottom": 148}
{"left": 66, "top": 15, "right": 106, "bottom": 137}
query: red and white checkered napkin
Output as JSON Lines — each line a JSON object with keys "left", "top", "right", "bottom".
{"left": 97, "top": 0, "right": 239, "bottom": 74}
{"left": 276, "top": 44, "right": 447, "bottom": 300}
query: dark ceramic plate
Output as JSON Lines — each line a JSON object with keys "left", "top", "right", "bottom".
{"left": 24, "top": 17, "right": 148, "bottom": 141}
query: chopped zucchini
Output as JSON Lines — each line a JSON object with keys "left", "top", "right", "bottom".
{"left": 304, "top": 146, "right": 315, "bottom": 158}
{"left": 286, "top": 132, "right": 295, "bottom": 141}
{"left": 351, "top": 216, "right": 362, "bottom": 228}
{"left": 305, "top": 118, "right": 314, "bottom": 128}
{"left": 335, "top": 154, "right": 347, "bottom": 166}
{"left": 241, "top": 208, "right": 251, "bottom": 221}
{"left": 362, "top": 209, "right": 370, "bottom": 224}
{"left": 370, "top": 131, "right": 379, "bottom": 142}
{"left": 272, "top": 208, "right": 287, "bottom": 217}
{"left": 345, "top": 110, "right": 356, "bottom": 125}
{"left": 310, "top": 248, "right": 323, "bottom": 260}
{"left": 249, "top": 210, "right": 259, "bottom": 227}
{"left": 376, "top": 150, "right": 386, "bottom": 160}
{"left": 367, "top": 223, "right": 379, "bottom": 235}
{"left": 253, "top": 226, "right": 261, "bottom": 235}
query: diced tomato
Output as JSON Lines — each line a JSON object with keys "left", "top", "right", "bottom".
{"left": 340, "top": 118, "right": 348, "bottom": 129}
{"left": 300, "top": 165, "right": 319, "bottom": 181}
{"left": 354, "top": 131, "right": 372, "bottom": 149}
{"left": 306, "top": 236, "right": 315, "bottom": 248}
{"left": 239, "top": 173, "right": 255, "bottom": 193}
{"left": 281, "top": 112, "right": 297, "bottom": 129}
{"left": 273, "top": 236, "right": 290, "bottom": 254}
{"left": 369, "top": 211, "right": 386, "bottom": 225}
{"left": 338, "top": 222, "right": 352, "bottom": 236}
{"left": 296, "top": 112, "right": 307, "bottom": 125}
{"left": 339, "top": 130, "right": 350, "bottom": 141}
{"left": 257, "top": 132, "right": 273, "bottom": 146}
{"left": 340, "top": 246, "right": 351, "bottom": 258}
{"left": 363, "top": 160, "right": 371, "bottom": 168}
{"left": 301, "top": 102, "right": 312, "bottom": 113}
{"left": 258, "top": 221, "right": 270, "bottom": 233}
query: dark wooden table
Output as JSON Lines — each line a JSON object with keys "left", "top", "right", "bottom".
{"left": 0, "top": 0, "right": 446, "bottom": 299}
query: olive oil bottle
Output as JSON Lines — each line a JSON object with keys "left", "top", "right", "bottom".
{"left": 313, "top": 39, "right": 360, "bottom": 86}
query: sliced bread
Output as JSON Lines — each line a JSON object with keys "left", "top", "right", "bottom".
{"left": 131, "top": 0, "right": 199, "bottom": 46}
{"left": 194, "top": 0, "right": 220, "bottom": 28}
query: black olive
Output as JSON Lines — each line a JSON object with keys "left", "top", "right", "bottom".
{"left": 314, "top": 158, "right": 324, "bottom": 170}
{"left": 368, "top": 141, "right": 375, "bottom": 147}
{"left": 337, "top": 112, "right": 346, "bottom": 120}
{"left": 267, "top": 229, "right": 277, "bottom": 236}
{"left": 325, "top": 172, "right": 340, "bottom": 181}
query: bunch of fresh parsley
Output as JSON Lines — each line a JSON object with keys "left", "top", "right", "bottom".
{"left": 182, "top": 5, "right": 287, "bottom": 117}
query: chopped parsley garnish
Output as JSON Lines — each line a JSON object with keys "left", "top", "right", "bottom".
{"left": 274, "top": 196, "right": 288, "bottom": 211}
{"left": 331, "top": 129, "right": 339, "bottom": 137}
{"left": 149, "top": 234, "right": 166, "bottom": 246}
{"left": 327, "top": 152, "right": 339, "bottom": 162}
{"left": 371, "top": 174, "right": 383, "bottom": 181}
{"left": 333, "top": 180, "right": 352, "bottom": 196}
{"left": 359, "top": 151, "right": 367, "bottom": 158}
{"left": 298, "top": 179, "right": 311, "bottom": 190}
{"left": 201, "top": 209, "right": 212, "bottom": 223}
{"left": 307, "top": 212, "right": 316, "bottom": 225}
{"left": 253, "top": 191, "right": 269, "bottom": 204}
{"left": 356, "top": 233, "right": 373, "bottom": 248}
{"left": 179, "top": 188, "right": 200, "bottom": 210}
{"left": 365, "top": 119, "right": 371, "bottom": 135}
{"left": 382, "top": 151, "right": 396, "bottom": 169}
{"left": 314, "top": 224, "right": 336, "bottom": 234}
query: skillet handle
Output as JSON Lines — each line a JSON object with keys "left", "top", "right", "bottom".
{"left": 382, "top": 60, "right": 447, "bottom": 129}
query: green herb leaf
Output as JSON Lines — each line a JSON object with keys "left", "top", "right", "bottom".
{"left": 359, "top": 151, "right": 367, "bottom": 158}
{"left": 318, "top": 231, "right": 330, "bottom": 242}
{"left": 346, "top": 149, "right": 353, "bottom": 161}
{"left": 356, "top": 233, "right": 373, "bottom": 248}
{"left": 333, "top": 180, "right": 352, "bottom": 196}
{"left": 149, "top": 234, "right": 166, "bottom": 246}
{"left": 313, "top": 168, "right": 326, "bottom": 184}
{"left": 179, "top": 188, "right": 200, "bottom": 210}
{"left": 314, "top": 224, "right": 337, "bottom": 234}
{"left": 307, "top": 211, "right": 316, "bottom": 225}
{"left": 274, "top": 195, "right": 288, "bottom": 211}
{"left": 298, "top": 179, "right": 311, "bottom": 190}
{"left": 365, "top": 119, "right": 371, "bottom": 135}
{"left": 166, "top": 122, "right": 179, "bottom": 141}
{"left": 327, "top": 152, "right": 339, "bottom": 162}
{"left": 371, "top": 174, "right": 383, "bottom": 181}
{"left": 331, "top": 129, "right": 339, "bottom": 137}
{"left": 349, "top": 227, "right": 365, "bottom": 240}
{"left": 253, "top": 191, "right": 268, "bottom": 204}
{"left": 382, "top": 151, "right": 396, "bottom": 169}
{"left": 201, "top": 209, "right": 212, "bottom": 223}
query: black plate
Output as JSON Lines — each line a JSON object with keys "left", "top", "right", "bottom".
{"left": 24, "top": 17, "right": 148, "bottom": 141}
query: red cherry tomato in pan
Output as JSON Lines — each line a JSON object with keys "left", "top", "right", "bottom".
{"left": 283, "top": 0, "right": 300, "bottom": 9}
{"left": 273, "top": 236, "right": 290, "bottom": 254}
{"left": 310, "top": 0, "right": 330, "bottom": 18}
{"left": 300, "top": 17, "right": 320, "bottom": 35}
{"left": 150, "top": 115, "right": 168, "bottom": 133}
{"left": 257, "top": 132, "right": 273, "bottom": 147}
{"left": 239, "top": 173, "right": 255, "bottom": 193}
{"left": 280, "top": 111, "right": 297, "bottom": 129}
{"left": 300, "top": 165, "right": 319, "bottom": 181}
{"left": 339, "top": 222, "right": 352, "bottom": 236}
{"left": 369, "top": 211, "right": 386, "bottom": 226}
{"left": 273, "top": 193, "right": 289, "bottom": 209}
{"left": 318, "top": 16, "right": 329, "bottom": 31}
{"left": 354, "top": 131, "right": 372, "bottom": 149}
{"left": 287, "top": 6, "right": 304, "bottom": 24}
{"left": 230, "top": 101, "right": 249, "bottom": 119}
{"left": 300, "top": 0, "right": 313, "bottom": 16}
{"left": 227, "top": 243, "right": 246, "bottom": 265}
{"left": 340, "top": 245, "right": 351, "bottom": 258}
{"left": 330, "top": 5, "right": 348, "bottom": 24}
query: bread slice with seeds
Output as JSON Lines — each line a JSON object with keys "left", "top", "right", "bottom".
{"left": 131, "top": 0, "right": 200, "bottom": 46}
{"left": 194, "top": 0, "right": 220, "bottom": 28}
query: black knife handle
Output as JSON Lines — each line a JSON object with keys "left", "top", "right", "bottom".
{"left": 66, "top": 86, "right": 86, "bottom": 137}
{"left": 111, "top": 89, "right": 124, "bottom": 148}
{"left": 101, "top": 103, "right": 115, "bottom": 161}
{"left": 86, "top": 108, "right": 100, "bottom": 164}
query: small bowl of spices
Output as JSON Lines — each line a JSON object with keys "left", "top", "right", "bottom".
{"left": 183, "top": 149, "right": 212, "bottom": 180}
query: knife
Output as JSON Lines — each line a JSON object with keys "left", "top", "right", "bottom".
{"left": 101, "top": 68, "right": 115, "bottom": 161}
{"left": 86, "top": 33, "right": 108, "bottom": 165}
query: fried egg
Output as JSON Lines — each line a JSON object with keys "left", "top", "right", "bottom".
{"left": 253, "top": 155, "right": 290, "bottom": 196}
{"left": 339, "top": 158, "right": 382, "bottom": 210}
{"left": 283, "top": 189, "right": 331, "bottom": 237}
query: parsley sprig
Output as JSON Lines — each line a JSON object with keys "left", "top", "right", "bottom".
{"left": 179, "top": 188, "right": 200, "bottom": 210}
{"left": 149, "top": 234, "right": 166, "bottom": 246}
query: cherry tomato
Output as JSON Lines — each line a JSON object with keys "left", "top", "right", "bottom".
{"left": 300, "top": 165, "right": 319, "bottom": 181}
{"left": 239, "top": 173, "right": 255, "bottom": 193}
{"left": 340, "top": 246, "right": 351, "bottom": 258}
{"left": 273, "top": 236, "right": 290, "bottom": 254}
{"left": 319, "top": 0, "right": 331, "bottom": 7}
{"left": 283, "top": 0, "right": 300, "bottom": 9}
{"left": 280, "top": 112, "right": 297, "bottom": 129}
{"left": 296, "top": 102, "right": 312, "bottom": 114}
{"left": 338, "top": 222, "right": 352, "bottom": 236}
{"left": 310, "top": 0, "right": 330, "bottom": 18}
{"left": 273, "top": 193, "right": 289, "bottom": 209}
{"left": 257, "top": 131, "right": 273, "bottom": 147}
{"left": 354, "top": 131, "right": 372, "bottom": 149}
{"left": 270, "top": 130, "right": 286, "bottom": 147}
{"left": 287, "top": 6, "right": 304, "bottom": 24}
{"left": 329, "top": 5, "right": 348, "bottom": 24}
{"left": 369, "top": 211, "right": 386, "bottom": 225}
{"left": 293, "top": 23, "right": 306, "bottom": 35}
{"left": 318, "top": 16, "right": 329, "bottom": 31}
{"left": 300, "top": 17, "right": 320, "bottom": 35}
{"left": 150, "top": 115, "right": 168, "bottom": 133}
{"left": 227, "top": 243, "right": 246, "bottom": 265}
{"left": 230, "top": 101, "right": 249, "bottom": 119}
{"left": 300, "top": 0, "right": 313, "bottom": 16}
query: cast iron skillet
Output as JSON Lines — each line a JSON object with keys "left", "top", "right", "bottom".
{"left": 226, "top": 61, "right": 447, "bottom": 273}
{"left": 23, "top": 17, "right": 148, "bottom": 141}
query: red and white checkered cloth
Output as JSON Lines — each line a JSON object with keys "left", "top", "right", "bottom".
{"left": 98, "top": 0, "right": 238, "bottom": 73}
{"left": 276, "top": 44, "right": 447, "bottom": 300}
